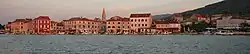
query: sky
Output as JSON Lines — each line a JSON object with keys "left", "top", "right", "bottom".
{"left": 0, "top": 0, "right": 223, "bottom": 24}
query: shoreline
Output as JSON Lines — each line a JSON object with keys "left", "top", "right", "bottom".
{"left": 1, "top": 34, "right": 250, "bottom": 36}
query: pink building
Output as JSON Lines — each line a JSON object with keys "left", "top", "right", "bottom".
{"left": 129, "top": 13, "right": 152, "bottom": 33}
{"left": 33, "top": 16, "right": 51, "bottom": 34}
{"left": 106, "top": 16, "right": 130, "bottom": 34}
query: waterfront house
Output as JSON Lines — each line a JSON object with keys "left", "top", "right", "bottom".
{"left": 129, "top": 13, "right": 152, "bottom": 33}
{"left": 216, "top": 15, "right": 245, "bottom": 30}
{"left": 62, "top": 17, "right": 101, "bottom": 34}
{"left": 154, "top": 20, "right": 181, "bottom": 34}
{"left": 9, "top": 18, "right": 32, "bottom": 34}
{"left": 106, "top": 16, "right": 130, "bottom": 34}
{"left": 33, "top": 16, "right": 51, "bottom": 34}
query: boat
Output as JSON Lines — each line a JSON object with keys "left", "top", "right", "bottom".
{"left": 215, "top": 30, "right": 234, "bottom": 35}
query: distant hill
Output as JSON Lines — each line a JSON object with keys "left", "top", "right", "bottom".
{"left": 182, "top": 0, "right": 250, "bottom": 17}
{"left": 152, "top": 14, "right": 172, "bottom": 20}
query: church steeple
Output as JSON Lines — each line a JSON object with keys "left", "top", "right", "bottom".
{"left": 102, "top": 8, "right": 106, "bottom": 21}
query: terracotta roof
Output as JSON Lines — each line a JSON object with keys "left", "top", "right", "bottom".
{"left": 107, "top": 16, "right": 130, "bottom": 21}
{"left": 57, "top": 23, "right": 64, "bottom": 26}
{"left": 34, "top": 16, "right": 51, "bottom": 20}
{"left": 154, "top": 20, "right": 179, "bottom": 24}
{"left": 130, "top": 13, "right": 151, "bottom": 18}
{"left": 13, "top": 18, "right": 32, "bottom": 23}
{"left": 51, "top": 21, "right": 58, "bottom": 23}
{"left": 64, "top": 17, "right": 101, "bottom": 22}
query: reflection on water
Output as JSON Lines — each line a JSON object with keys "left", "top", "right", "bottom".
{"left": 0, "top": 35, "right": 250, "bottom": 54}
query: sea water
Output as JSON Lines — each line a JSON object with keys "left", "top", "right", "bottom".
{"left": 0, "top": 35, "right": 249, "bottom": 54}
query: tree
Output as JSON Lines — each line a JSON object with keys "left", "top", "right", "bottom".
{"left": 0, "top": 24, "right": 3, "bottom": 29}
{"left": 190, "top": 21, "right": 209, "bottom": 32}
{"left": 240, "top": 22, "right": 250, "bottom": 32}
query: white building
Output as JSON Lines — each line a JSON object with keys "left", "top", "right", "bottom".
{"left": 129, "top": 13, "right": 152, "bottom": 32}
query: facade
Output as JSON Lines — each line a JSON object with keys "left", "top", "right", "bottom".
{"left": 216, "top": 15, "right": 245, "bottom": 30}
{"left": 106, "top": 16, "right": 130, "bottom": 34}
{"left": 9, "top": 18, "right": 32, "bottom": 34}
{"left": 63, "top": 17, "right": 101, "bottom": 34}
{"left": 129, "top": 13, "right": 152, "bottom": 33}
{"left": 33, "top": 16, "right": 51, "bottom": 34}
{"left": 154, "top": 20, "right": 181, "bottom": 33}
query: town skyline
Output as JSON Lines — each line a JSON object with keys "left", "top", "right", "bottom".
{"left": 0, "top": 0, "right": 223, "bottom": 24}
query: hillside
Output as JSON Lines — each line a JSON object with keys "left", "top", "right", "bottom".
{"left": 182, "top": 0, "right": 250, "bottom": 17}
{"left": 152, "top": 14, "right": 172, "bottom": 20}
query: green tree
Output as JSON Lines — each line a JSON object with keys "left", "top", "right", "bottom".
{"left": 240, "top": 22, "right": 250, "bottom": 32}
{"left": 190, "top": 21, "right": 209, "bottom": 32}
{"left": 0, "top": 24, "right": 3, "bottom": 29}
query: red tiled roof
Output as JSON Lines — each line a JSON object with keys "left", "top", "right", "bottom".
{"left": 65, "top": 17, "right": 98, "bottom": 22}
{"left": 34, "top": 16, "right": 51, "bottom": 20}
{"left": 107, "top": 16, "right": 130, "bottom": 21}
{"left": 13, "top": 18, "right": 32, "bottom": 23}
{"left": 130, "top": 13, "right": 151, "bottom": 18}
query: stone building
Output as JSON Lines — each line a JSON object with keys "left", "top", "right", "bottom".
{"left": 106, "top": 16, "right": 130, "bottom": 34}
{"left": 62, "top": 17, "right": 101, "bottom": 34}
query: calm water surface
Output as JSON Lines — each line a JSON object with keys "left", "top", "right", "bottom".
{"left": 0, "top": 35, "right": 250, "bottom": 54}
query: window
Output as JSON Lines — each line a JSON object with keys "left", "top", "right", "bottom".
{"left": 142, "top": 24, "right": 144, "bottom": 26}
{"left": 74, "top": 25, "right": 76, "bottom": 28}
{"left": 128, "top": 26, "right": 130, "bottom": 28}
{"left": 112, "top": 26, "right": 115, "bottom": 28}
{"left": 145, "top": 19, "right": 147, "bottom": 22}
{"left": 131, "top": 19, "right": 133, "bottom": 22}
{"left": 123, "top": 26, "right": 124, "bottom": 28}
{"left": 108, "top": 26, "right": 111, "bottom": 28}
{"left": 113, "top": 22, "right": 114, "bottom": 24}
{"left": 40, "top": 25, "right": 42, "bottom": 28}
{"left": 88, "top": 22, "right": 90, "bottom": 24}
{"left": 145, "top": 24, "right": 147, "bottom": 26}
{"left": 88, "top": 26, "right": 90, "bottom": 28}
{"left": 138, "top": 24, "right": 140, "bottom": 26}
{"left": 47, "top": 21, "right": 49, "bottom": 23}
{"left": 142, "top": 19, "right": 144, "bottom": 22}
{"left": 21, "top": 26, "right": 23, "bottom": 29}
{"left": 135, "top": 24, "right": 137, "bottom": 27}
{"left": 131, "top": 24, "right": 133, "bottom": 27}
{"left": 47, "top": 25, "right": 49, "bottom": 28}
{"left": 118, "top": 22, "right": 120, "bottom": 24}
{"left": 135, "top": 19, "right": 137, "bottom": 22}
{"left": 83, "top": 25, "right": 85, "bottom": 28}
{"left": 79, "top": 25, "right": 81, "bottom": 28}
{"left": 138, "top": 19, "right": 140, "bottom": 22}
{"left": 92, "top": 22, "right": 94, "bottom": 24}
{"left": 92, "top": 26, "right": 94, "bottom": 28}
{"left": 118, "top": 26, "right": 120, "bottom": 28}
{"left": 108, "top": 22, "right": 110, "bottom": 24}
